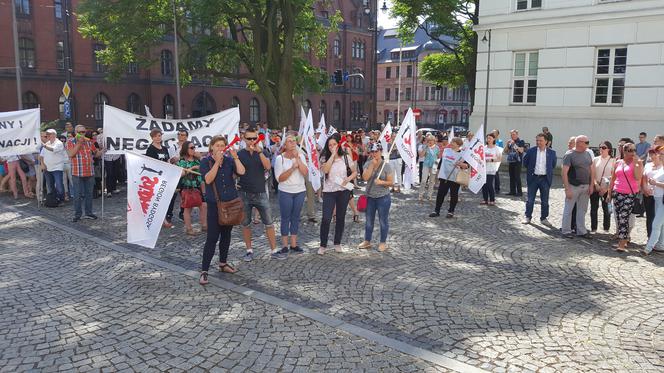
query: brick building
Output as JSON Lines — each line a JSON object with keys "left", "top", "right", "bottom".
{"left": 376, "top": 25, "right": 471, "bottom": 129}
{"left": 0, "top": 0, "right": 375, "bottom": 130}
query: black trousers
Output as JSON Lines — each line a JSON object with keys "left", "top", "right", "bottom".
{"left": 494, "top": 170, "right": 501, "bottom": 192}
{"left": 590, "top": 191, "right": 610, "bottom": 232}
{"left": 434, "top": 179, "right": 460, "bottom": 214}
{"left": 644, "top": 195, "right": 655, "bottom": 238}
{"left": 201, "top": 204, "right": 234, "bottom": 272}
{"left": 166, "top": 193, "right": 177, "bottom": 220}
{"left": 104, "top": 159, "right": 118, "bottom": 193}
{"left": 508, "top": 162, "right": 522, "bottom": 195}
{"left": 320, "top": 190, "right": 351, "bottom": 247}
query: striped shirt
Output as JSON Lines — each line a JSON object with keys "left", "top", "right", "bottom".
{"left": 66, "top": 138, "right": 96, "bottom": 177}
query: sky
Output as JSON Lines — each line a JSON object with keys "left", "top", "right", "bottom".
{"left": 377, "top": 0, "right": 400, "bottom": 30}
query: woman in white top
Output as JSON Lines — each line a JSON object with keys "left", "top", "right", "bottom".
{"left": 274, "top": 135, "right": 308, "bottom": 254}
{"left": 429, "top": 138, "right": 468, "bottom": 218}
{"left": 590, "top": 141, "right": 615, "bottom": 232}
{"left": 319, "top": 133, "right": 357, "bottom": 255}
{"left": 481, "top": 133, "right": 502, "bottom": 205}
{"left": 643, "top": 146, "right": 664, "bottom": 255}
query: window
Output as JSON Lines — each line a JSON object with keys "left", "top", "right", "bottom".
{"left": 304, "top": 99, "right": 312, "bottom": 113}
{"left": 163, "top": 95, "right": 175, "bottom": 118}
{"left": 94, "top": 93, "right": 109, "bottom": 121}
{"left": 161, "top": 50, "right": 173, "bottom": 76}
{"left": 127, "top": 93, "right": 141, "bottom": 114}
{"left": 93, "top": 44, "right": 106, "bottom": 73}
{"left": 192, "top": 92, "right": 216, "bottom": 117}
{"left": 359, "top": 42, "right": 365, "bottom": 60}
{"left": 516, "top": 0, "right": 541, "bottom": 10}
{"left": 333, "top": 101, "right": 341, "bottom": 125}
{"left": 321, "top": 11, "right": 329, "bottom": 19}
{"left": 54, "top": 0, "right": 62, "bottom": 19}
{"left": 405, "top": 88, "right": 412, "bottom": 101}
{"left": 15, "top": 0, "right": 30, "bottom": 16}
{"left": 319, "top": 100, "right": 327, "bottom": 118}
{"left": 249, "top": 98, "right": 260, "bottom": 122}
{"left": 395, "top": 88, "right": 399, "bottom": 100}
{"left": 352, "top": 41, "right": 358, "bottom": 59}
{"left": 19, "top": 38, "right": 35, "bottom": 69}
{"left": 406, "top": 65, "right": 413, "bottom": 78}
{"left": 127, "top": 61, "right": 138, "bottom": 74}
{"left": 231, "top": 96, "right": 240, "bottom": 108}
{"left": 333, "top": 39, "right": 341, "bottom": 57}
{"left": 386, "top": 67, "right": 391, "bottom": 79}
{"left": 385, "top": 88, "right": 391, "bottom": 101}
{"left": 22, "top": 91, "right": 39, "bottom": 109}
{"left": 425, "top": 87, "right": 429, "bottom": 101}
{"left": 56, "top": 41, "right": 64, "bottom": 70}
{"left": 594, "top": 47, "right": 627, "bottom": 105}
{"left": 512, "top": 51, "right": 538, "bottom": 104}
{"left": 396, "top": 66, "right": 400, "bottom": 78}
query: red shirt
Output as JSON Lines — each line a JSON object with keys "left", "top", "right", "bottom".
{"left": 66, "top": 138, "right": 96, "bottom": 177}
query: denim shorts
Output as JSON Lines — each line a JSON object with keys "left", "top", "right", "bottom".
{"left": 239, "top": 191, "right": 273, "bottom": 227}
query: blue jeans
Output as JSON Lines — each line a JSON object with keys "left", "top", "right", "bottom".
{"left": 278, "top": 191, "right": 305, "bottom": 236}
{"left": 645, "top": 196, "right": 664, "bottom": 252}
{"left": 365, "top": 194, "right": 391, "bottom": 243}
{"left": 239, "top": 191, "right": 273, "bottom": 227}
{"left": 525, "top": 175, "right": 550, "bottom": 220}
{"left": 45, "top": 170, "right": 64, "bottom": 202}
{"left": 72, "top": 176, "right": 95, "bottom": 217}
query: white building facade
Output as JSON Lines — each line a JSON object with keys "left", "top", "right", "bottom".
{"left": 472, "top": 0, "right": 664, "bottom": 157}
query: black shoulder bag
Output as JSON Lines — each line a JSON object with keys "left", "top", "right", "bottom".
{"left": 621, "top": 161, "right": 644, "bottom": 215}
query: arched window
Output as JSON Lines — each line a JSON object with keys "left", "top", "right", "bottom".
{"left": 93, "top": 44, "right": 106, "bottom": 72}
{"left": 319, "top": 100, "right": 327, "bottom": 119}
{"left": 22, "top": 91, "right": 39, "bottom": 109}
{"left": 360, "top": 42, "right": 365, "bottom": 59}
{"left": 163, "top": 94, "right": 175, "bottom": 118}
{"left": 231, "top": 96, "right": 240, "bottom": 108}
{"left": 192, "top": 92, "right": 216, "bottom": 117}
{"left": 249, "top": 98, "right": 260, "bottom": 122}
{"left": 451, "top": 110, "right": 458, "bottom": 124}
{"left": 352, "top": 40, "right": 357, "bottom": 59}
{"left": 94, "top": 93, "right": 109, "bottom": 121}
{"left": 19, "top": 38, "right": 35, "bottom": 69}
{"left": 15, "top": 0, "right": 30, "bottom": 15}
{"left": 161, "top": 50, "right": 173, "bottom": 76}
{"left": 333, "top": 101, "right": 341, "bottom": 125}
{"left": 56, "top": 41, "right": 64, "bottom": 70}
{"left": 333, "top": 39, "right": 341, "bottom": 57}
{"left": 303, "top": 99, "right": 312, "bottom": 114}
{"left": 127, "top": 93, "right": 141, "bottom": 114}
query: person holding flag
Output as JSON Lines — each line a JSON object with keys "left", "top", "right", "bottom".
{"left": 429, "top": 138, "right": 469, "bottom": 218}
{"left": 358, "top": 142, "right": 394, "bottom": 252}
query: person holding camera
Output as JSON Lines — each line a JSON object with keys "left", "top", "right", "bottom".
{"left": 66, "top": 125, "right": 101, "bottom": 222}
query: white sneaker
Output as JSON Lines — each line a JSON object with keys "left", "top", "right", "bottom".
{"left": 522, "top": 217, "right": 531, "bottom": 224}
{"left": 317, "top": 247, "right": 326, "bottom": 255}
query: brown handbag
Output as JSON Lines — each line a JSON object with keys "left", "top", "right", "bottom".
{"left": 211, "top": 183, "right": 245, "bottom": 226}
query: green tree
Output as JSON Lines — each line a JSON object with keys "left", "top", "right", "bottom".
{"left": 77, "top": 0, "right": 340, "bottom": 126}
{"left": 391, "top": 0, "right": 478, "bottom": 112}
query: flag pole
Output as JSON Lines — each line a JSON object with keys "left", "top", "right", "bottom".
{"left": 374, "top": 138, "right": 398, "bottom": 182}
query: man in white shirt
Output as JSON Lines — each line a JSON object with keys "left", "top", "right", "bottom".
{"left": 40, "top": 129, "right": 67, "bottom": 203}
{"left": 522, "top": 133, "right": 557, "bottom": 225}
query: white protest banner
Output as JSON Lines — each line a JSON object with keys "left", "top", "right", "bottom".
{"left": 379, "top": 121, "right": 392, "bottom": 157}
{"left": 395, "top": 109, "right": 418, "bottom": 189}
{"left": 461, "top": 125, "right": 486, "bottom": 194}
{"left": 316, "top": 113, "right": 327, "bottom": 149}
{"left": 0, "top": 109, "right": 41, "bottom": 157}
{"left": 103, "top": 105, "right": 239, "bottom": 155}
{"left": 303, "top": 109, "right": 322, "bottom": 191}
{"left": 126, "top": 152, "right": 183, "bottom": 248}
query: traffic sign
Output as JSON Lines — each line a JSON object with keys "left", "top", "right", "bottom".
{"left": 63, "top": 99, "right": 71, "bottom": 119}
{"left": 62, "top": 82, "right": 71, "bottom": 99}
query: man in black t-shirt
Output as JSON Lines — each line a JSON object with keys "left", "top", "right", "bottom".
{"left": 237, "top": 127, "right": 281, "bottom": 261}
{"left": 145, "top": 128, "right": 177, "bottom": 227}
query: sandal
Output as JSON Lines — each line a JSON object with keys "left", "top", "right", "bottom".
{"left": 218, "top": 263, "right": 237, "bottom": 273}
{"left": 199, "top": 271, "right": 209, "bottom": 285}
{"left": 186, "top": 228, "right": 197, "bottom": 236}
{"left": 378, "top": 243, "right": 388, "bottom": 252}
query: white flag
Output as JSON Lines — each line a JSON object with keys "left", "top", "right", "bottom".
{"left": 0, "top": 108, "right": 40, "bottom": 157}
{"left": 144, "top": 105, "right": 153, "bottom": 118}
{"left": 379, "top": 121, "right": 392, "bottom": 157}
{"left": 316, "top": 113, "right": 328, "bottom": 149}
{"left": 126, "top": 152, "right": 183, "bottom": 248}
{"left": 395, "top": 109, "right": 418, "bottom": 189}
{"left": 461, "top": 125, "right": 486, "bottom": 194}
{"left": 302, "top": 109, "right": 322, "bottom": 191}
{"left": 298, "top": 106, "right": 307, "bottom": 136}
{"left": 449, "top": 126, "right": 454, "bottom": 140}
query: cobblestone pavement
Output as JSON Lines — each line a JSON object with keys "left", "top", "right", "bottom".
{"left": 0, "top": 210, "right": 449, "bottom": 373}
{"left": 2, "top": 174, "right": 664, "bottom": 372}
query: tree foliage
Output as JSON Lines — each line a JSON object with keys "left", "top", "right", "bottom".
{"left": 391, "top": 0, "right": 478, "bottom": 112}
{"left": 77, "top": 0, "right": 340, "bottom": 126}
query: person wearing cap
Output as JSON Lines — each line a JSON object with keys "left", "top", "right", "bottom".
{"left": 358, "top": 142, "right": 393, "bottom": 252}
{"left": 40, "top": 129, "right": 67, "bottom": 203}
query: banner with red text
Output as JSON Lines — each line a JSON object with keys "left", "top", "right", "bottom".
{"left": 302, "top": 108, "right": 322, "bottom": 191}
{"left": 461, "top": 125, "right": 486, "bottom": 194}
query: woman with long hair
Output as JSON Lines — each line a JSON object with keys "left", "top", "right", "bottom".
{"left": 198, "top": 136, "right": 246, "bottom": 285}
{"left": 429, "top": 138, "right": 468, "bottom": 218}
{"left": 590, "top": 141, "right": 614, "bottom": 233}
{"left": 177, "top": 141, "right": 207, "bottom": 235}
{"left": 482, "top": 133, "right": 502, "bottom": 206}
{"left": 274, "top": 134, "right": 308, "bottom": 254}
{"left": 607, "top": 142, "right": 643, "bottom": 252}
{"left": 319, "top": 133, "right": 357, "bottom": 255}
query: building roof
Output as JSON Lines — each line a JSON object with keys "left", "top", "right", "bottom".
{"left": 377, "top": 25, "right": 454, "bottom": 63}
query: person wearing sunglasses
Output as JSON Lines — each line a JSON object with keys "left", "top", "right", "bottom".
{"left": 642, "top": 146, "right": 663, "bottom": 241}
{"left": 66, "top": 125, "right": 102, "bottom": 222}
{"left": 607, "top": 142, "right": 643, "bottom": 252}
{"left": 642, "top": 146, "right": 664, "bottom": 255}
{"left": 237, "top": 126, "right": 280, "bottom": 261}
{"left": 358, "top": 142, "right": 394, "bottom": 252}
{"left": 590, "top": 141, "right": 615, "bottom": 233}
{"left": 561, "top": 135, "right": 595, "bottom": 238}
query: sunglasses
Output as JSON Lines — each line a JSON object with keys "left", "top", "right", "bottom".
{"left": 245, "top": 137, "right": 258, "bottom": 141}
{"left": 599, "top": 146, "right": 608, "bottom": 150}
{"left": 188, "top": 146, "right": 195, "bottom": 150}
{"left": 581, "top": 141, "right": 589, "bottom": 145}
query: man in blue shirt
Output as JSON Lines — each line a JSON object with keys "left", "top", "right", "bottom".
{"left": 636, "top": 132, "right": 651, "bottom": 161}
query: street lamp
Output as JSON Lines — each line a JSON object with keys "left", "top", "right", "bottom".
{"left": 381, "top": 1, "right": 388, "bottom": 13}
{"left": 481, "top": 29, "right": 492, "bottom": 139}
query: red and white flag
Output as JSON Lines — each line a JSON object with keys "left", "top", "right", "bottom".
{"left": 126, "top": 152, "right": 183, "bottom": 248}
{"left": 395, "top": 109, "right": 418, "bottom": 189}
{"left": 302, "top": 109, "right": 322, "bottom": 191}
{"left": 461, "top": 125, "right": 486, "bottom": 194}
{"left": 379, "top": 121, "right": 392, "bottom": 157}
{"left": 298, "top": 106, "right": 307, "bottom": 136}
{"left": 316, "top": 113, "right": 328, "bottom": 149}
